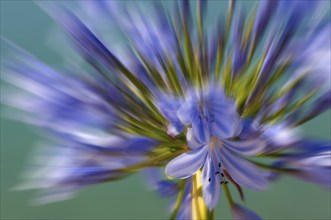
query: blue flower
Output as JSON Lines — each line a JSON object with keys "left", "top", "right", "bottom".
{"left": 2, "top": 41, "right": 122, "bottom": 137}
{"left": 231, "top": 203, "right": 262, "bottom": 220}
{"left": 272, "top": 140, "right": 331, "bottom": 189}
{"left": 15, "top": 141, "right": 149, "bottom": 204}
{"left": 240, "top": 119, "right": 301, "bottom": 153}
{"left": 165, "top": 87, "right": 268, "bottom": 209}
{"left": 2, "top": 0, "right": 331, "bottom": 219}
{"left": 157, "top": 94, "right": 185, "bottom": 136}
{"left": 143, "top": 168, "right": 192, "bottom": 219}
{"left": 176, "top": 87, "right": 241, "bottom": 142}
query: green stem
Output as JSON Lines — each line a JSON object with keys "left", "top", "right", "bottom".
{"left": 170, "top": 180, "right": 186, "bottom": 220}
{"left": 208, "top": 209, "right": 215, "bottom": 220}
{"left": 248, "top": 159, "right": 298, "bottom": 174}
{"left": 222, "top": 183, "right": 234, "bottom": 207}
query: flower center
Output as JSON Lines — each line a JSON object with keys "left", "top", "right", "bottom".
{"left": 210, "top": 136, "right": 222, "bottom": 150}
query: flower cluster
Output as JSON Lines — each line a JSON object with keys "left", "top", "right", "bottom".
{"left": 2, "top": 1, "right": 330, "bottom": 219}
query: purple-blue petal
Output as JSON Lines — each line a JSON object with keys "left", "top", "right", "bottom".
{"left": 165, "top": 146, "right": 208, "bottom": 179}
{"left": 187, "top": 128, "right": 204, "bottom": 150}
{"left": 220, "top": 147, "right": 268, "bottom": 190}
{"left": 192, "top": 116, "right": 211, "bottom": 144}
{"left": 177, "top": 99, "right": 197, "bottom": 125}
{"left": 201, "top": 156, "right": 221, "bottom": 210}
{"left": 223, "top": 138, "right": 266, "bottom": 156}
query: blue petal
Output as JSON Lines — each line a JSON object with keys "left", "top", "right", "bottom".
{"left": 220, "top": 147, "right": 268, "bottom": 190}
{"left": 292, "top": 139, "right": 331, "bottom": 153}
{"left": 201, "top": 156, "right": 221, "bottom": 210}
{"left": 165, "top": 146, "right": 208, "bottom": 179}
{"left": 177, "top": 100, "right": 197, "bottom": 125}
{"left": 253, "top": 0, "right": 278, "bottom": 43}
{"left": 192, "top": 116, "right": 211, "bottom": 144}
{"left": 308, "top": 91, "right": 331, "bottom": 119}
{"left": 32, "top": 186, "right": 78, "bottom": 205}
{"left": 125, "top": 137, "right": 159, "bottom": 154}
{"left": 207, "top": 91, "right": 241, "bottom": 139}
{"left": 158, "top": 95, "right": 184, "bottom": 135}
{"left": 295, "top": 167, "right": 331, "bottom": 189}
{"left": 238, "top": 118, "right": 260, "bottom": 140}
{"left": 223, "top": 138, "right": 266, "bottom": 156}
{"left": 231, "top": 204, "right": 262, "bottom": 220}
{"left": 187, "top": 128, "right": 203, "bottom": 150}
{"left": 207, "top": 88, "right": 236, "bottom": 113}
{"left": 212, "top": 113, "right": 241, "bottom": 139}
{"left": 143, "top": 168, "right": 178, "bottom": 197}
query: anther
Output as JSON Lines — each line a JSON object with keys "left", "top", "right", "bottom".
{"left": 208, "top": 178, "right": 211, "bottom": 182}
{"left": 221, "top": 173, "right": 224, "bottom": 177}
{"left": 218, "top": 163, "right": 221, "bottom": 167}
{"left": 215, "top": 171, "right": 220, "bottom": 175}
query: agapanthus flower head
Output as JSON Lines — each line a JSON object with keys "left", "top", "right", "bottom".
{"left": 164, "top": 85, "right": 268, "bottom": 209}
{"left": 1, "top": 0, "right": 330, "bottom": 219}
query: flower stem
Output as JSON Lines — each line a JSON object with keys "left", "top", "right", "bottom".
{"left": 191, "top": 170, "right": 209, "bottom": 220}
{"left": 248, "top": 159, "right": 298, "bottom": 174}
{"left": 222, "top": 183, "right": 234, "bottom": 207}
{"left": 207, "top": 209, "right": 215, "bottom": 220}
{"left": 170, "top": 180, "right": 186, "bottom": 220}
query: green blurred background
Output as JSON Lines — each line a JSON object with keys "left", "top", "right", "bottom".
{"left": 1, "top": 1, "right": 330, "bottom": 219}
